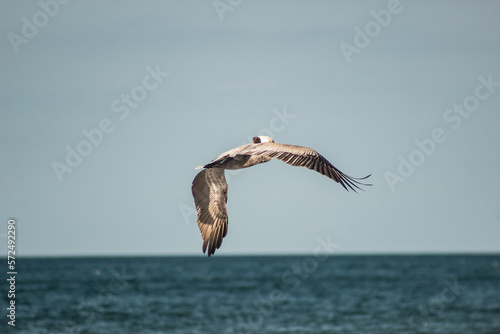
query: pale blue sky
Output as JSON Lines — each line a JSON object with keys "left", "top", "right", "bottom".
{"left": 1, "top": 0, "right": 499, "bottom": 256}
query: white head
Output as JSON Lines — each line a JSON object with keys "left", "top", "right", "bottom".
{"left": 253, "top": 136, "right": 275, "bottom": 144}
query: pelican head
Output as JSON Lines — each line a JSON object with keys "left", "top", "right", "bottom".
{"left": 253, "top": 136, "right": 275, "bottom": 144}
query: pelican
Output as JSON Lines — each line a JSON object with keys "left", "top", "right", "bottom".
{"left": 192, "top": 136, "right": 371, "bottom": 257}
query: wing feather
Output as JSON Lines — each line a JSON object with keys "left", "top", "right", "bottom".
{"left": 192, "top": 169, "right": 229, "bottom": 257}
{"left": 239, "top": 142, "right": 371, "bottom": 192}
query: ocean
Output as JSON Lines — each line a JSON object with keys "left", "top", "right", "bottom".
{"left": 2, "top": 255, "right": 499, "bottom": 333}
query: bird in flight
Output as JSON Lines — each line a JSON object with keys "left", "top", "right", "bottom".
{"left": 192, "top": 136, "right": 371, "bottom": 257}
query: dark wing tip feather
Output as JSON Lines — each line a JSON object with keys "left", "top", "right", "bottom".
{"left": 338, "top": 173, "right": 372, "bottom": 193}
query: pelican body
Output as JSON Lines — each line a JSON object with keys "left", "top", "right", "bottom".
{"left": 192, "top": 136, "right": 370, "bottom": 257}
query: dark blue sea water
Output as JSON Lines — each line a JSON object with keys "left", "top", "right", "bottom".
{"left": 1, "top": 255, "right": 499, "bottom": 333}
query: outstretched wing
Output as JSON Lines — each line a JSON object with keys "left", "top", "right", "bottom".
{"left": 191, "top": 168, "right": 228, "bottom": 257}
{"left": 239, "top": 143, "right": 371, "bottom": 192}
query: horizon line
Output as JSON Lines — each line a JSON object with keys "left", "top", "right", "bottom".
{"left": 11, "top": 251, "right": 500, "bottom": 259}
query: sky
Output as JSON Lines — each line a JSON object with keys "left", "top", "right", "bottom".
{"left": 1, "top": 0, "right": 499, "bottom": 257}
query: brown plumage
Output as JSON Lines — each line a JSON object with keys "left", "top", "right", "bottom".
{"left": 192, "top": 168, "right": 228, "bottom": 256}
{"left": 192, "top": 136, "right": 371, "bottom": 257}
